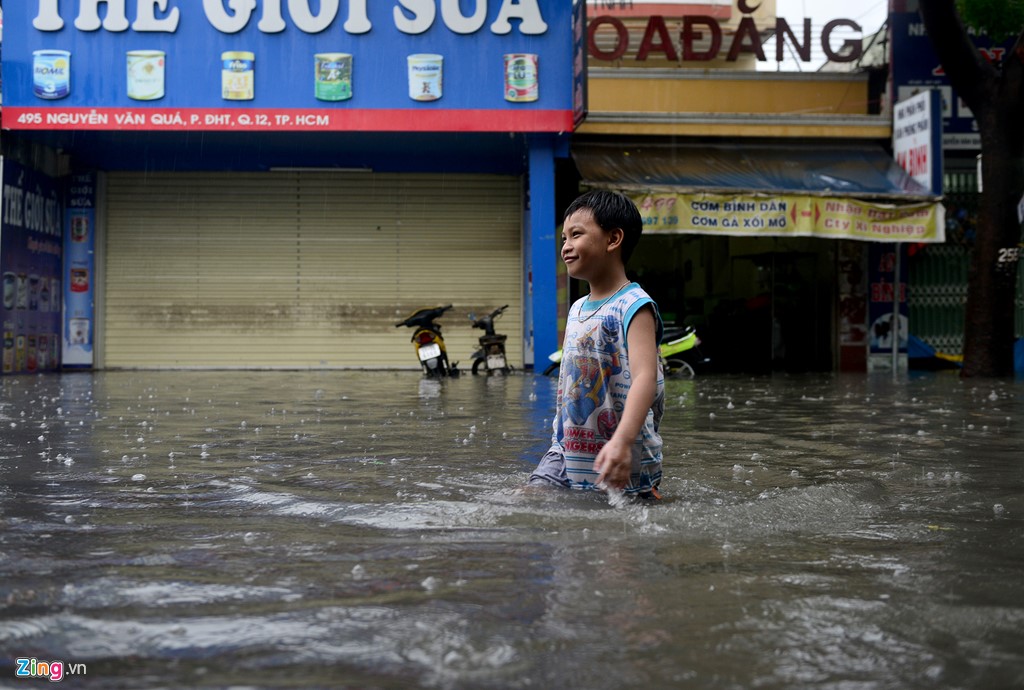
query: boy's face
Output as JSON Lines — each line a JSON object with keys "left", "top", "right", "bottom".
{"left": 561, "top": 209, "right": 616, "bottom": 282}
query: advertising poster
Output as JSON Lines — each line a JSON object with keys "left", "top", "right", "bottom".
{"left": 63, "top": 172, "right": 96, "bottom": 368}
{"left": 2, "top": 1, "right": 579, "bottom": 133}
{"left": 867, "top": 243, "right": 908, "bottom": 359}
{"left": 1, "top": 159, "right": 63, "bottom": 375}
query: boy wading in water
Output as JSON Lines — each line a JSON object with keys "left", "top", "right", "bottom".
{"left": 530, "top": 190, "right": 665, "bottom": 498}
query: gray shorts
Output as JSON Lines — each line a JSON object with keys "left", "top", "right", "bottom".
{"left": 528, "top": 449, "right": 570, "bottom": 489}
{"left": 528, "top": 448, "right": 663, "bottom": 500}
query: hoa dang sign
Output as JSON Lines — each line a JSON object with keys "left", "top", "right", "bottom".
{"left": 3, "top": 0, "right": 581, "bottom": 132}
{"left": 587, "top": 1, "right": 865, "bottom": 64}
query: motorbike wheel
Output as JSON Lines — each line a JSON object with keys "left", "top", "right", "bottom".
{"left": 471, "top": 358, "right": 486, "bottom": 375}
{"left": 423, "top": 357, "right": 446, "bottom": 377}
{"left": 542, "top": 362, "right": 559, "bottom": 376}
{"left": 664, "top": 359, "right": 695, "bottom": 379}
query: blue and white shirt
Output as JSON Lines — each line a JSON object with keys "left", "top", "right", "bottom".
{"left": 549, "top": 282, "right": 665, "bottom": 494}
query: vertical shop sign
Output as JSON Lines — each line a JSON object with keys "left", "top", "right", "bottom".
{"left": 867, "top": 244, "right": 908, "bottom": 368}
{"left": 572, "top": 0, "right": 588, "bottom": 128}
{"left": 1, "top": 158, "right": 64, "bottom": 374}
{"left": 63, "top": 172, "right": 96, "bottom": 367}
{"left": 892, "top": 89, "right": 943, "bottom": 196}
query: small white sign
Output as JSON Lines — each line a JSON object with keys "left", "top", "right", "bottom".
{"left": 893, "top": 90, "right": 938, "bottom": 192}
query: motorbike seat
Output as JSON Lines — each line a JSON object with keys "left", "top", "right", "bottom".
{"left": 661, "top": 325, "right": 693, "bottom": 343}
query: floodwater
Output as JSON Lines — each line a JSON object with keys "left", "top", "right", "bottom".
{"left": 1, "top": 370, "right": 1022, "bottom": 690}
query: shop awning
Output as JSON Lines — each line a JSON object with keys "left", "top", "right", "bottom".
{"left": 572, "top": 141, "right": 945, "bottom": 243}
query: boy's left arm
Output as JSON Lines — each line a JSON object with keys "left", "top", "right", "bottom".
{"left": 594, "top": 306, "right": 659, "bottom": 490}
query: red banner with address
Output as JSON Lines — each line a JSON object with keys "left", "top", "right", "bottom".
{"left": 3, "top": 107, "right": 575, "bottom": 133}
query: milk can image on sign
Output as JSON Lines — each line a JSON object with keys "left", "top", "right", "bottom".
{"left": 504, "top": 54, "right": 538, "bottom": 102}
{"left": 127, "top": 51, "right": 165, "bottom": 100}
{"left": 222, "top": 52, "right": 255, "bottom": 100}
{"left": 408, "top": 54, "right": 442, "bottom": 101}
{"left": 33, "top": 50, "right": 71, "bottom": 99}
{"left": 315, "top": 53, "right": 352, "bottom": 101}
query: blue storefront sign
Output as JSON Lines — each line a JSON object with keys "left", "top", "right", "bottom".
{"left": 1, "top": 159, "right": 64, "bottom": 374}
{"left": 2, "top": 1, "right": 582, "bottom": 132}
{"left": 891, "top": 10, "right": 1016, "bottom": 150}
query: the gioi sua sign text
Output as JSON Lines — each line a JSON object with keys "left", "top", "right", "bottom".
{"left": 6, "top": 0, "right": 582, "bottom": 132}
{"left": 30, "top": 0, "right": 549, "bottom": 35}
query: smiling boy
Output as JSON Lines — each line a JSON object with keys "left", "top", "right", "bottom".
{"left": 530, "top": 190, "right": 665, "bottom": 497}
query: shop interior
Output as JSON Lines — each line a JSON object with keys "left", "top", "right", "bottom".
{"left": 625, "top": 234, "right": 837, "bottom": 374}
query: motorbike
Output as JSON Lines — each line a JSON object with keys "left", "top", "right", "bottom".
{"left": 658, "top": 325, "right": 710, "bottom": 378}
{"left": 469, "top": 304, "right": 512, "bottom": 375}
{"left": 543, "top": 324, "right": 709, "bottom": 379}
{"left": 395, "top": 304, "right": 458, "bottom": 377}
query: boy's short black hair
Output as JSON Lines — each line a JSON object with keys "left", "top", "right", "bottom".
{"left": 564, "top": 190, "right": 643, "bottom": 264}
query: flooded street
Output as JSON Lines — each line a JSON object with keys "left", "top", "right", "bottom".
{"left": 1, "top": 370, "right": 1022, "bottom": 689}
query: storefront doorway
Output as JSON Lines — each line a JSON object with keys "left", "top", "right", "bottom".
{"left": 630, "top": 235, "right": 836, "bottom": 374}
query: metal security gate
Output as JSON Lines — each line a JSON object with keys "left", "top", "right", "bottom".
{"left": 909, "top": 169, "right": 974, "bottom": 355}
{"left": 908, "top": 243, "right": 969, "bottom": 354}
{"left": 908, "top": 166, "right": 1024, "bottom": 353}
{"left": 102, "top": 171, "right": 523, "bottom": 369}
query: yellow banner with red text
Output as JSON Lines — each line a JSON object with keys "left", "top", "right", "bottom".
{"left": 633, "top": 193, "right": 945, "bottom": 243}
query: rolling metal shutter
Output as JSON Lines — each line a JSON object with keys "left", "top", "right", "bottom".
{"left": 103, "top": 171, "right": 523, "bottom": 369}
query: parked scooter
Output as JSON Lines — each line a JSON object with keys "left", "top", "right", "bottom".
{"left": 542, "top": 325, "right": 709, "bottom": 379}
{"left": 469, "top": 304, "right": 511, "bottom": 375}
{"left": 395, "top": 304, "right": 458, "bottom": 377}
{"left": 658, "top": 325, "right": 710, "bottom": 378}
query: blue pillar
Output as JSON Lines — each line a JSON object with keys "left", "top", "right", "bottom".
{"left": 527, "top": 136, "right": 558, "bottom": 369}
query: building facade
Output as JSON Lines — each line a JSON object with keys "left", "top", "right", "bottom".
{"left": 2, "top": 1, "right": 584, "bottom": 373}
{"left": 566, "top": 0, "right": 944, "bottom": 374}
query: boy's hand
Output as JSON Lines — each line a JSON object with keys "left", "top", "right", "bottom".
{"left": 594, "top": 438, "right": 632, "bottom": 490}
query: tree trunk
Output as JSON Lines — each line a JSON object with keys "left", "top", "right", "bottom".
{"left": 962, "top": 101, "right": 1024, "bottom": 377}
{"left": 916, "top": 1, "right": 1024, "bottom": 377}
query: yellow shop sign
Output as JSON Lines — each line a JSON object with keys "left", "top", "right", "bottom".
{"left": 634, "top": 193, "right": 945, "bottom": 243}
